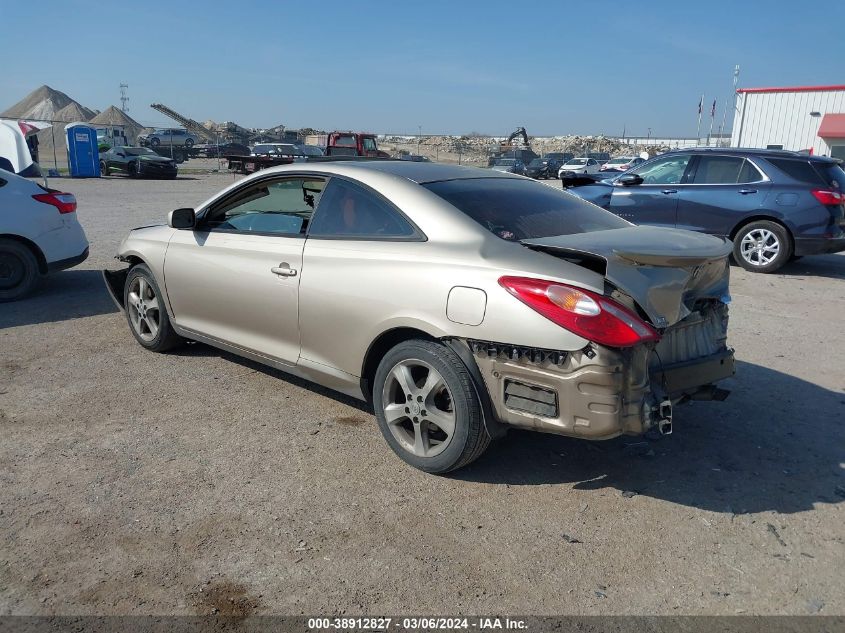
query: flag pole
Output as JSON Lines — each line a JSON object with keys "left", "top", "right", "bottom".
{"left": 696, "top": 93, "right": 704, "bottom": 143}
{"left": 708, "top": 104, "right": 715, "bottom": 146}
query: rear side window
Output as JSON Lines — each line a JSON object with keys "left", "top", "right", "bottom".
{"left": 423, "top": 177, "right": 630, "bottom": 241}
{"left": 309, "top": 178, "right": 417, "bottom": 239}
{"left": 738, "top": 160, "right": 764, "bottom": 183}
{"left": 692, "top": 156, "right": 763, "bottom": 184}
{"left": 766, "top": 158, "right": 826, "bottom": 186}
{"left": 813, "top": 163, "right": 845, "bottom": 190}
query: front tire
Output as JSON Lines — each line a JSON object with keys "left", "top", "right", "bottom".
{"left": 0, "top": 238, "right": 40, "bottom": 302}
{"left": 373, "top": 339, "right": 490, "bottom": 474}
{"left": 123, "top": 264, "right": 183, "bottom": 351}
{"left": 100, "top": 160, "right": 109, "bottom": 176}
{"left": 184, "top": 138, "right": 194, "bottom": 148}
{"left": 733, "top": 220, "right": 792, "bottom": 273}
{"left": 150, "top": 137, "right": 160, "bottom": 147}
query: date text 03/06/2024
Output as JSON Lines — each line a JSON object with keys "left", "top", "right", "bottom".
{"left": 307, "top": 617, "right": 528, "bottom": 630}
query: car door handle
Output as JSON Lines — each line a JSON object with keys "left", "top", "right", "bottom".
{"left": 270, "top": 264, "right": 297, "bottom": 277}
{"left": 661, "top": 189, "right": 678, "bottom": 194}
{"left": 739, "top": 189, "right": 758, "bottom": 195}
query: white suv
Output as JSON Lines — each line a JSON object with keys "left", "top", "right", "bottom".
{"left": 0, "top": 169, "right": 89, "bottom": 301}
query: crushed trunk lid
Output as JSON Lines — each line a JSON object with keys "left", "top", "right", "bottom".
{"left": 522, "top": 226, "right": 732, "bottom": 328}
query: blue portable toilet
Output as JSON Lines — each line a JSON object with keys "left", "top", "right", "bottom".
{"left": 65, "top": 123, "right": 100, "bottom": 178}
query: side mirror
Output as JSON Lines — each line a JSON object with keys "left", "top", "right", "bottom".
{"left": 618, "top": 174, "right": 643, "bottom": 186}
{"left": 168, "top": 207, "right": 195, "bottom": 229}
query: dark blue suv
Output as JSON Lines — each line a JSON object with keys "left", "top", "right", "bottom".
{"left": 567, "top": 148, "right": 845, "bottom": 272}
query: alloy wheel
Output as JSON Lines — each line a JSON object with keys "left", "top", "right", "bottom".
{"left": 127, "top": 276, "right": 161, "bottom": 342}
{"left": 381, "top": 359, "right": 456, "bottom": 458}
{"left": 740, "top": 228, "right": 780, "bottom": 267}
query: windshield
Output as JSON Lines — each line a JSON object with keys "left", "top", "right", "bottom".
{"left": 125, "top": 147, "right": 156, "bottom": 156}
{"left": 423, "top": 178, "right": 630, "bottom": 241}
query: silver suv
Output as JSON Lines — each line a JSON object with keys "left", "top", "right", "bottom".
{"left": 139, "top": 129, "right": 198, "bottom": 148}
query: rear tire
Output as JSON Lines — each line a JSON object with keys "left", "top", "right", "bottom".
{"left": 373, "top": 339, "right": 490, "bottom": 474}
{"left": 123, "top": 264, "right": 183, "bottom": 352}
{"left": 732, "top": 220, "right": 792, "bottom": 273}
{"left": 100, "top": 160, "right": 109, "bottom": 176}
{"left": 0, "top": 238, "right": 40, "bottom": 302}
{"left": 150, "top": 137, "right": 160, "bottom": 147}
{"left": 184, "top": 138, "right": 194, "bottom": 148}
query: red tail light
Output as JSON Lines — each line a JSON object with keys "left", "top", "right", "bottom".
{"left": 499, "top": 276, "right": 659, "bottom": 348}
{"left": 32, "top": 192, "right": 77, "bottom": 214}
{"left": 811, "top": 189, "right": 843, "bottom": 206}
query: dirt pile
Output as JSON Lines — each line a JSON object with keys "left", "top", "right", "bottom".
{"left": 54, "top": 102, "right": 97, "bottom": 123}
{"left": 381, "top": 134, "right": 670, "bottom": 164}
{"left": 1, "top": 85, "right": 87, "bottom": 121}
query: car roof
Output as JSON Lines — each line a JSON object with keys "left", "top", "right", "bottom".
{"left": 663, "top": 147, "right": 839, "bottom": 164}
{"left": 334, "top": 160, "right": 519, "bottom": 183}
{"left": 247, "top": 160, "right": 519, "bottom": 184}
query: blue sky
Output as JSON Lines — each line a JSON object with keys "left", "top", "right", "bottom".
{"left": 2, "top": 0, "right": 843, "bottom": 136}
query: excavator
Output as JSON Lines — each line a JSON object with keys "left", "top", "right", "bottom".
{"left": 488, "top": 126, "right": 538, "bottom": 166}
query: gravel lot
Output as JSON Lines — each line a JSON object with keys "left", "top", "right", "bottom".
{"left": 1, "top": 173, "right": 843, "bottom": 616}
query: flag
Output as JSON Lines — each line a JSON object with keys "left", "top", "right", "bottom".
{"left": 698, "top": 97, "right": 703, "bottom": 114}
{"left": 711, "top": 99, "right": 716, "bottom": 118}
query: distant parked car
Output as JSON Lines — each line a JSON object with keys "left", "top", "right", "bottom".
{"left": 252, "top": 143, "right": 303, "bottom": 157}
{"left": 558, "top": 157, "right": 600, "bottom": 176}
{"left": 0, "top": 168, "right": 89, "bottom": 301}
{"left": 399, "top": 154, "right": 431, "bottom": 162}
{"left": 197, "top": 142, "right": 250, "bottom": 158}
{"left": 524, "top": 158, "right": 561, "bottom": 179}
{"left": 491, "top": 158, "right": 526, "bottom": 175}
{"left": 544, "top": 152, "right": 574, "bottom": 164}
{"left": 566, "top": 148, "right": 845, "bottom": 273}
{"left": 139, "top": 129, "right": 198, "bottom": 148}
{"left": 601, "top": 156, "right": 645, "bottom": 172}
{"left": 299, "top": 144, "right": 325, "bottom": 157}
{"left": 100, "top": 146, "right": 177, "bottom": 179}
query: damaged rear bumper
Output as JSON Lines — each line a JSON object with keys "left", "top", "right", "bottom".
{"left": 465, "top": 327, "right": 734, "bottom": 440}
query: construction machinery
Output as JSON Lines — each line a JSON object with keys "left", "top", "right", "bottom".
{"left": 149, "top": 103, "right": 217, "bottom": 142}
{"left": 488, "top": 126, "right": 537, "bottom": 166}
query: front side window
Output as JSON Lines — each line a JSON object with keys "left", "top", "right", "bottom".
{"left": 308, "top": 178, "right": 416, "bottom": 239}
{"left": 362, "top": 137, "right": 377, "bottom": 151}
{"left": 203, "top": 177, "right": 325, "bottom": 235}
{"left": 424, "top": 177, "right": 630, "bottom": 241}
{"left": 631, "top": 154, "right": 691, "bottom": 184}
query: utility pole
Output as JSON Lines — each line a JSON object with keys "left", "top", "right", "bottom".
{"left": 720, "top": 65, "right": 740, "bottom": 146}
{"left": 119, "top": 83, "right": 129, "bottom": 112}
